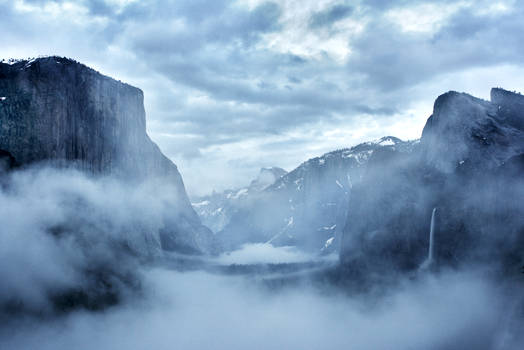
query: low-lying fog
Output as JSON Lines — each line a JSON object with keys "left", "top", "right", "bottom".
{"left": 216, "top": 243, "right": 338, "bottom": 265}
{"left": 1, "top": 167, "right": 523, "bottom": 350}
{"left": 1, "top": 265, "right": 522, "bottom": 350}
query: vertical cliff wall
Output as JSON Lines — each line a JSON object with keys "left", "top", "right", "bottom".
{"left": 0, "top": 56, "right": 211, "bottom": 254}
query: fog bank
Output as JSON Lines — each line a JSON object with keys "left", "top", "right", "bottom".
{"left": 1, "top": 166, "right": 523, "bottom": 350}
{"left": 1, "top": 267, "right": 522, "bottom": 350}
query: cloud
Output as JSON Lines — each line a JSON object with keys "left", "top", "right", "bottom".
{"left": 309, "top": 4, "right": 353, "bottom": 29}
{"left": 0, "top": 165, "right": 199, "bottom": 314}
{"left": 2, "top": 0, "right": 524, "bottom": 194}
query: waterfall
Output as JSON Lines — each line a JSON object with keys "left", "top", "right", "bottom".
{"left": 420, "top": 207, "right": 437, "bottom": 270}
{"left": 428, "top": 207, "right": 437, "bottom": 263}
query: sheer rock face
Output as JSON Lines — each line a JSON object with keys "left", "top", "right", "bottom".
{"left": 340, "top": 88, "right": 524, "bottom": 277}
{"left": 0, "top": 57, "right": 211, "bottom": 254}
{"left": 1, "top": 57, "right": 176, "bottom": 179}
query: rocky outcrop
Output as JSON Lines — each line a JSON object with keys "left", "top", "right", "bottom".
{"left": 340, "top": 88, "right": 524, "bottom": 277}
{"left": 420, "top": 89, "right": 524, "bottom": 173}
{"left": 0, "top": 56, "right": 211, "bottom": 254}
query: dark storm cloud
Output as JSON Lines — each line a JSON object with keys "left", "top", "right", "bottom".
{"left": 309, "top": 4, "right": 353, "bottom": 29}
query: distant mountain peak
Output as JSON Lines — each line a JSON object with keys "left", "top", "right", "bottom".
{"left": 367, "top": 136, "right": 403, "bottom": 146}
{"left": 249, "top": 167, "right": 288, "bottom": 192}
{"left": 192, "top": 165, "right": 287, "bottom": 233}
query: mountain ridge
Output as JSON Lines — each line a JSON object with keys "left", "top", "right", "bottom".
{"left": 215, "top": 136, "right": 419, "bottom": 253}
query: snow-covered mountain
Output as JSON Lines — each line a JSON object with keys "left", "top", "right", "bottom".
{"left": 217, "top": 137, "right": 418, "bottom": 253}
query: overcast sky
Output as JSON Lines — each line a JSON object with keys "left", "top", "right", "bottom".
{"left": 2, "top": 0, "right": 523, "bottom": 196}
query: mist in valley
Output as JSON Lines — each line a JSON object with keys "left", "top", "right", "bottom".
{"left": 2, "top": 266, "right": 521, "bottom": 350}
{"left": 0, "top": 164, "right": 523, "bottom": 350}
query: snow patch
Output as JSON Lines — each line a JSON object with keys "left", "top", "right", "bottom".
{"left": 368, "top": 137, "right": 397, "bottom": 146}
{"left": 379, "top": 138, "right": 396, "bottom": 146}
{"left": 324, "top": 237, "right": 335, "bottom": 248}
{"left": 24, "top": 58, "right": 37, "bottom": 69}
{"left": 230, "top": 188, "right": 248, "bottom": 199}
{"left": 342, "top": 149, "right": 374, "bottom": 164}
{"left": 2, "top": 59, "right": 20, "bottom": 65}
{"left": 192, "top": 200, "right": 210, "bottom": 207}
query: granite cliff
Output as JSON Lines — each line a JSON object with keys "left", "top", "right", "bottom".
{"left": 0, "top": 56, "right": 211, "bottom": 255}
